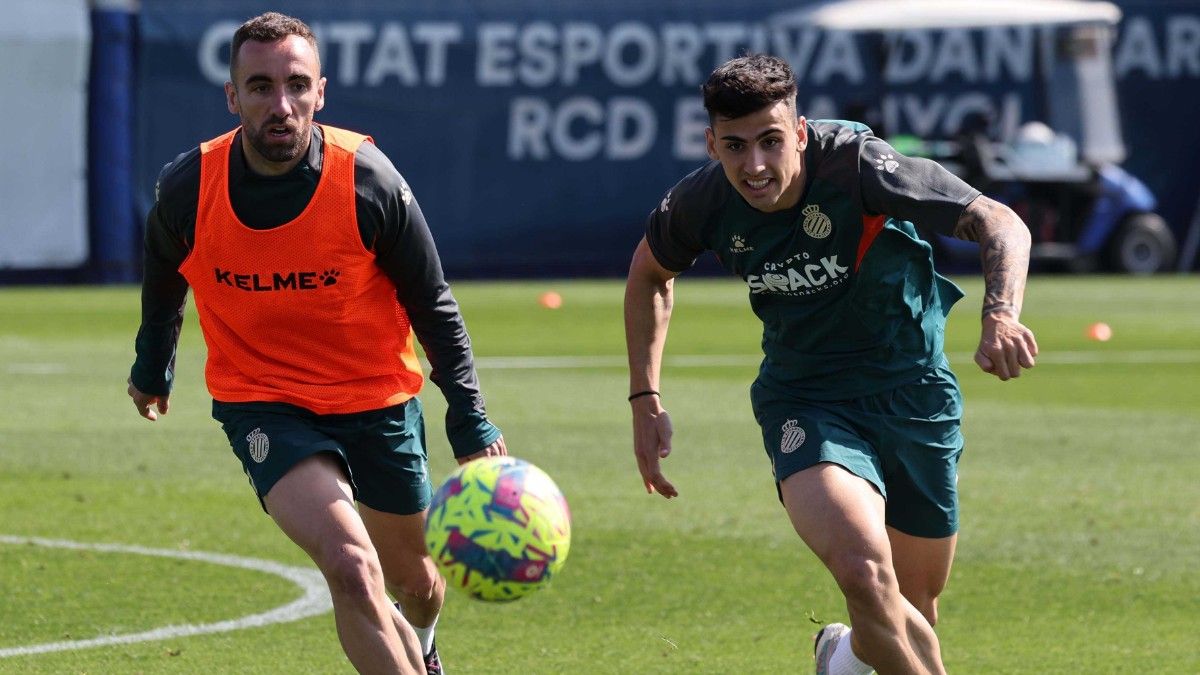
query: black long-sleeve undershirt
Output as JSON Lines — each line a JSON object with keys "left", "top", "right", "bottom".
{"left": 130, "top": 126, "right": 497, "bottom": 455}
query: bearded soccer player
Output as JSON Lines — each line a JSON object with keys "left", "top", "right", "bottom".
{"left": 127, "top": 13, "right": 504, "bottom": 675}
{"left": 624, "top": 55, "right": 1038, "bottom": 675}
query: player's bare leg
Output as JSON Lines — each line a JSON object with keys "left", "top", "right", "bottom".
{"left": 360, "top": 506, "right": 445, "bottom": 655}
{"left": 781, "top": 463, "right": 945, "bottom": 675}
{"left": 265, "top": 454, "right": 425, "bottom": 675}
{"left": 888, "top": 528, "right": 957, "bottom": 627}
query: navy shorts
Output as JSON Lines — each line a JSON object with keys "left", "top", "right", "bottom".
{"left": 213, "top": 397, "right": 431, "bottom": 515}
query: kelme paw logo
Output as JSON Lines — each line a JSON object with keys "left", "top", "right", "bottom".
{"left": 320, "top": 269, "right": 340, "bottom": 286}
{"left": 874, "top": 154, "right": 899, "bottom": 173}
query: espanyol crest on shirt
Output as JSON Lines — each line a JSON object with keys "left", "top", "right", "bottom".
{"left": 802, "top": 205, "right": 832, "bottom": 239}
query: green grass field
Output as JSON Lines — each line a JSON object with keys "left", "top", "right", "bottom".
{"left": 1, "top": 275, "right": 1197, "bottom": 674}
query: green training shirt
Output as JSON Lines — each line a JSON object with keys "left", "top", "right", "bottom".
{"left": 646, "top": 120, "right": 980, "bottom": 401}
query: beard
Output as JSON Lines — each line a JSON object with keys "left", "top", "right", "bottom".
{"left": 244, "top": 117, "right": 309, "bottom": 164}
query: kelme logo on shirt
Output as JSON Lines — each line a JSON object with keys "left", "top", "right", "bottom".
{"left": 801, "top": 205, "right": 832, "bottom": 239}
{"left": 246, "top": 427, "right": 270, "bottom": 463}
{"left": 213, "top": 267, "right": 340, "bottom": 291}
{"left": 875, "top": 153, "right": 899, "bottom": 173}
{"left": 780, "top": 420, "right": 806, "bottom": 454}
{"left": 729, "top": 234, "right": 754, "bottom": 253}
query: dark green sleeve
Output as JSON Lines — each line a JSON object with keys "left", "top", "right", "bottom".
{"left": 130, "top": 150, "right": 199, "bottom": 395}
{"left": 354, "top": 142, "right": 501, "bottom": 457}
{"left": 644, "top": 161, "right": 729, "bottom": 272}
{"left": 858, "top": 136, "right": 980, "bottom": 236}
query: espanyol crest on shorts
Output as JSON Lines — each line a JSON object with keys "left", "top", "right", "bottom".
{"left": 781, "top": 419, "right": 806, "bottom": 454}
{"left": 246, "top": 427, "right": 270, "bottom": 463}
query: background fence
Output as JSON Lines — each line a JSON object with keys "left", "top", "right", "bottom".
{"left": 3, "top": 0, "right": 1198, "bottom": 281}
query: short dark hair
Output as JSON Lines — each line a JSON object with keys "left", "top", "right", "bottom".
{"left": 229, "top": 12, "right": 319, "bottom": 82}
{"left": 702, "top": 54, "right": 797, "bottom": 122}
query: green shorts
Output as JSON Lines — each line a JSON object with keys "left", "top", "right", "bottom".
{"left": 212, "top": 397, "right": 431, "bottom": 516}
{"left": 750, "top": 362, "right": 964, "bottom": 538}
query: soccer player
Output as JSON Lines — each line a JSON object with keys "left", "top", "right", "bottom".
{"left": 624, "top": 55, "right": 1038, "bottom": 675}
{"left": 126, "top": 13, "right": 504, "bottom": 675}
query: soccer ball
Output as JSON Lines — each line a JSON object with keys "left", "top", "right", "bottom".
{"left": 425, "top": 456, "right": 571, "bottom": 602}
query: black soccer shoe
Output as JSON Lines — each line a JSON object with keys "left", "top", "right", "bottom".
{"left": 424, "top": 638, "right": 442, "bottom": 675}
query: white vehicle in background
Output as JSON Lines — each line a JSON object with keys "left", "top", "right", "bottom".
{"left": 778, "top": 0, "right": 1179, "bottom": 273}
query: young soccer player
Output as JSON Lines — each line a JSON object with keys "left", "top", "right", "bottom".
{"left": 624, "top": 54, "right": 1038, "bottom": 674}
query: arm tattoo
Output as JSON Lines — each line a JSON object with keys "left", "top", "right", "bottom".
{"left": 955, "top": 196, "right": 1031, "bottom": 318}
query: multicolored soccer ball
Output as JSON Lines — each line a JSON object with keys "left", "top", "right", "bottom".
{"left": 425, "top": 456, "right": 571, "bottom": 602}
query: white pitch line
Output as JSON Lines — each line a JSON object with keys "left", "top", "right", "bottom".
{"left": 1001, "top": 350, "right": 1200, "bottom": 365}
{"left": 8, "top": 350, "right": 1199, "bottom": 378}
{"left": 0, "top": 535, "right": 331, "bottom": 659}
{"left": 4, "top": 363, "right": 69, "bottom": 375}
{"left": 471, "top": 350, "right": 1200, "bottom": 370}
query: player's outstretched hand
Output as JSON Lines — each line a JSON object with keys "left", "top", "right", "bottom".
{"left": 975, "top": 313, "right": 1038, "bottom": 381}
{"left": 457, "top": 435, "right": 508, "bottom": 465}
{"left": 630, "top": 398, "right": 677, "bottom": 498}
{"left": 127, "top": 378, "right": 169, "bottom": 421}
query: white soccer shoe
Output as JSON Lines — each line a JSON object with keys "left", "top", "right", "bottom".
{"left": 813, "top": 622, "right": 851, "bottom": 675}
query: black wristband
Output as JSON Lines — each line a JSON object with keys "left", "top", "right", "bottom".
{"left": 627, "top": 390, "right": 660, "bottom": 402}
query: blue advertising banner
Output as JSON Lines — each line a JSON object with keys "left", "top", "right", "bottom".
{"left": 136, "top": 0, "right": 1200, "bottom": 276}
